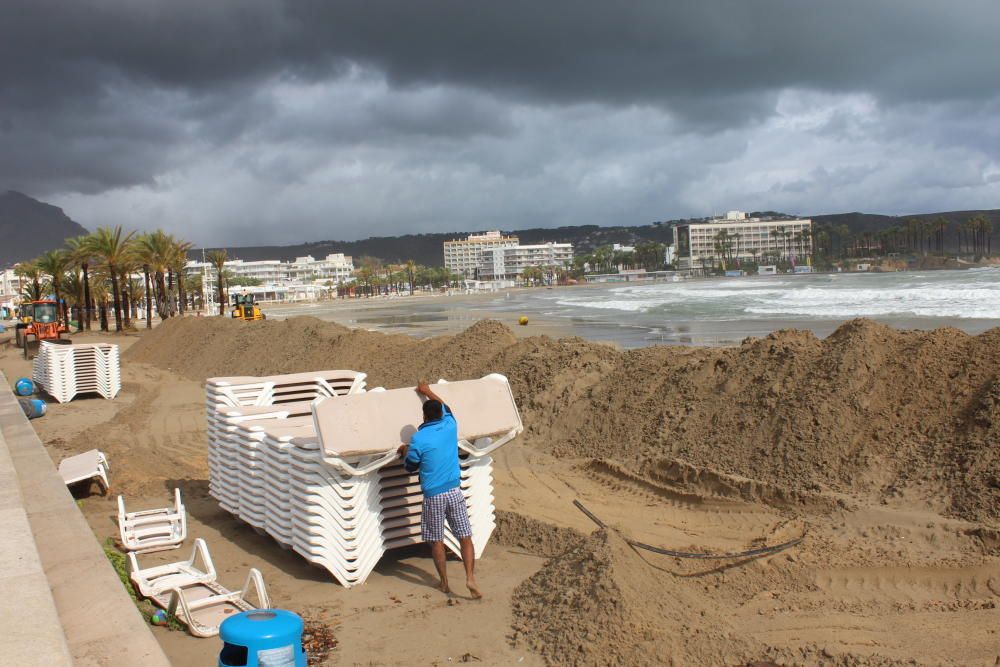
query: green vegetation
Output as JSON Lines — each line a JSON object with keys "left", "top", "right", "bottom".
{"left": 227, "top": 275, "right": 262, "bottom": 287}
{"left": 347, "top": 256, "right": 461, "bottom": 296}
{"left": 17, "top": 226, "right": 199, "bottom": 332}
{"left": 102, "top": 539, "right": 183, "bottom": 631}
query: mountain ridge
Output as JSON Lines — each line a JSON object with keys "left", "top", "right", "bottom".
{"left": 0, "top": 190, "right": 89, "bottom": 267}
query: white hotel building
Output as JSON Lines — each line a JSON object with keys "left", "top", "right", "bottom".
{"left": 443, "top": 231, "right": 520, "bottom": 279}
{"left": 185, "top": 253, "right": 354, "bottom": 302}
{"left": 675, "top": 211, "right": 812, "bottom": 271}
{"left": 478, "top": 243, "right": 574, "bottom": 281}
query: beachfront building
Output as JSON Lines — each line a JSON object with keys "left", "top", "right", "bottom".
{"left": 287, "top": 253, "right": 354, "bottom": 284}
{"left": 674, "top": 211, "right": 812, "bottom": 272}
{"left": 478, "top": 242, "right": 574, "bottom": 281}
{"left": 443, "top": 231, "right": 519, "bottom": 279}
{"left": 185, "top": 252, "right": 355, "bottom": 305}
{"left": 0, "top": 268, "right": 23, "bottom": 304}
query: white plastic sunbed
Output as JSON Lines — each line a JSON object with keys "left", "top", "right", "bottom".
{"left": 312, "top": 373, "right": 523, "bottom": 475}
{"left": 128, "top": 537, "right": 216, "bottom": 598}
{"left": 118, "top": 488, "right": 187, "bottom": 554}
{"left": 164, "top": 569, "right": 270, "bottom": 638}
{"left": 205, "top": 372, "right": 520, "bottom": 587}
{"left": 130, "top": 538, "right": 270, "bottom": 638}
{"left": 58, "top": 449, "right": 110, "bottom": 493}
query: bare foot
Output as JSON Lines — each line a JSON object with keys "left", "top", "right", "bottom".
{"left": 438, "top": 581, "right": 451, "bottom": 595}
{"left": 467, "top": 578, "right": 483, "bottom": 599}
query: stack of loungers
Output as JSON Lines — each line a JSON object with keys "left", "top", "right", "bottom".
{"left": 32, "top": 341, "right": 121, "bottom": 403}
{"left": 206, "top": 372, "right": 522, "bottom": 587}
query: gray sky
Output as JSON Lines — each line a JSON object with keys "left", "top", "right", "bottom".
{"left": 2, "top": 1, "right": 998, "bottom": 245}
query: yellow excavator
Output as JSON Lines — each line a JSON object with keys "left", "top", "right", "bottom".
{"left": 231, "top": 292, "right": 266, "bottom": 321}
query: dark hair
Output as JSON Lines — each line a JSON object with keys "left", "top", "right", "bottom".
{"left": 422, "top": 399, "right": 443, "bottom": 423}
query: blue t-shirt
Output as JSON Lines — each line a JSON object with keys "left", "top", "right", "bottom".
{"left": 404, "top": 405, "right": 461, "bottom": 498}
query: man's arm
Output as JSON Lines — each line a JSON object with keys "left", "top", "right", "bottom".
{"left": 417, "top": 381, "right": 451, "bottom": 416}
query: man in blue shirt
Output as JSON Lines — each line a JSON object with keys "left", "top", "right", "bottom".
{"left": 397, "top": 381, "right": 482, "bottom": 599}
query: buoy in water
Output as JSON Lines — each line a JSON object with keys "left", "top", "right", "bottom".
{"left": 518, "top": 316, "right": 529, "bottom": 326}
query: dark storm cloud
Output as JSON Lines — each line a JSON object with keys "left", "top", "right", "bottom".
{"left": 1, "top": 1, "right": 998, "bottom": 243}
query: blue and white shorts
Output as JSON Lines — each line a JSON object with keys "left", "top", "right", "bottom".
{"left": 421, "top": 487, "right": 472, "bottom": 543}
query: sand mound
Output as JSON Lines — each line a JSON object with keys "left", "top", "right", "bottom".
{"left": 510, "top": 529, "right": 754, "bottom": 666}
{"left": 127, "top": 316, "right": 1000, "bottom": 524}
{"left": 493, "top": 510, "right": 586, "bottom": 558}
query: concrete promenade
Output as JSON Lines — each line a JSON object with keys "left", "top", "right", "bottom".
{"left": 0, "top": 372, "right": 171, "bottom": 666}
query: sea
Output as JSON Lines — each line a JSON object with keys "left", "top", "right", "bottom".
{"left": 271, "top": 268, "right": 1000, "bottom": 348}
{"left": 485, "top": 267, "right": 1000, "bottom": 347}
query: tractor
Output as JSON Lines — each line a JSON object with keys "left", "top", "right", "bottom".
{"left": 231, "top": 293, "right": 266, "bottom": 321}
{"left": 21, "top": 299, "right": 70, "bottom": 359}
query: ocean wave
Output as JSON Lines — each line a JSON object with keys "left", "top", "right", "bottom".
{"left": 552, "top": 270, "right": 1000, "bottom": 320}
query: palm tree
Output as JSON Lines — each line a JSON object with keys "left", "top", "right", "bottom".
{"left": 63, "top": 270, "right": 84, "bottom": 329}
{"left": 136, "top": 230, "right": 176, "bottom": 321}
{"left": 66, "top": 235, "right": 96, "bottom": 331}
{"left": 34, "top": 249, "right": 72, "bottom": 325}
{"left": 405, "top": 260, "right": 418, "bottom": 295}
{"left": 86, "top": 226, "right": 137, "bottom": 332}
{"left": 206, "top": 250, "right": 228, "bottom": 315}
{"left": 15, "top": 262, "right": 43, "bottom": 302}
{"left": 171, "top": 239, "right": 194, "bottom": 314}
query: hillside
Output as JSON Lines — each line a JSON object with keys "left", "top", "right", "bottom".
{"left": 189, "top": 224, "right": 676, "bottom": 267}
{"left": 0, "top": 191, "right": 88, "bottom": 267}
{"left": 192, "top": 208, "right": 999, "bottom": 266}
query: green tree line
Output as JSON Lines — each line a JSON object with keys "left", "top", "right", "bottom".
{"left": 14, "top": 226, "right": 198, "bottom": 332}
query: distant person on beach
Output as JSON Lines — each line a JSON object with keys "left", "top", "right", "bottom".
{"left": 397, "top": 381, "right": 482, "bottom": 599}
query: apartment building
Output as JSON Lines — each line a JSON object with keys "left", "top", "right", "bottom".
{"left": 0, "top": 268, "right": 23, "bottom": 307}
{"left": 443, "top": 231, "right": 519, "bottom": 279}
{"left": 674, "top": 211, "right": 812, "bottom": 271}
{"left": 288, "top": 254, "right": 354, "bottom": 284}
{"left": 185, "top": 253, "right": 355, "bottom": 295}
{"left": 478, "top": 242, "right": 574, "bottom": 281}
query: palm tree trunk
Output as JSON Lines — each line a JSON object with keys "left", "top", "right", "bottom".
{"left": 155, "top": 272, "right": 168, "bottom": 320}
{"left": 100, "top": 298, "right": 109, "bottom": 331}
{"left": 76, "top": 274, "right": 85, "bottom": 333}
{"left": 217, "top": 280, "right": 225, "bottom": 316}
{"left": 110, "top": 265, "right": 123, "bottom": 331}
{"left": 177, "top": 271, "right": 186, "bottom": 315}
{"left": 82, "top": 264, "right": 92, "bottom": 330}
{"left": 120, "top": 271, "right": 132, "bottom": 328}
{"left": 143, "top": 266, "right": 153, "bottom": 329}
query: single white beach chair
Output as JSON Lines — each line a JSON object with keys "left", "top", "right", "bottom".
{"left": 128, "top": 537, "right": 217, "bottom": 598}
{"left": 58, "top": 449, "right": 110, "bottom": 494}
{"left": 117, "top": 488, "right": 187, "bottom": 553}
{"left": 163, "top": 568, "right": 271, "bottom": 638}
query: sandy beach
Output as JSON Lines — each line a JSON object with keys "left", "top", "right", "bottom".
{"left": 2, "top": 313, "right": 999, "bottom": 666}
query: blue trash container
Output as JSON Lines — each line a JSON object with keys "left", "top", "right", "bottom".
{"left": 18, "top": 398, "right": 46, "bottom": 419}
{"left": 14, "top": 377, "right": 34, "bottom": 396}
{"left": 218, "top": 609, "right": 307, "bottom": 667}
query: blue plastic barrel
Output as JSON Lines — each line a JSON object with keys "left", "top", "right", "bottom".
{"left": 14, "top": 377, "right": 34, "bottom": 396}
{"left": 218, "top": 609, "right": 306, "bottom": 667}
{"left": 18, "top": 398, "right": 46, "bottom": 419}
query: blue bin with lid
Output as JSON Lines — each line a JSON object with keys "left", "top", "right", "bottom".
{"left": 218, "top": 609, "right": 307, "bottom": 667}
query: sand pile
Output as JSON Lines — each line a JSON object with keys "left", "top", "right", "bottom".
{"left": 127, "top": 316, "right": 1000, "bottom": 523}
{"left": 510, "top": 529, "right": 754, "bottom": 666}
{"left": 493, "top": 510, "right": 586, "bottom": 558}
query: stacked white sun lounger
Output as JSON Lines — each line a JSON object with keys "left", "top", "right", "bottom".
{"left": 206, "top": 372, "right": 522, "bottom": 587}
{"left": 32, "top": 341, "right": 121, "bottom": 403}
